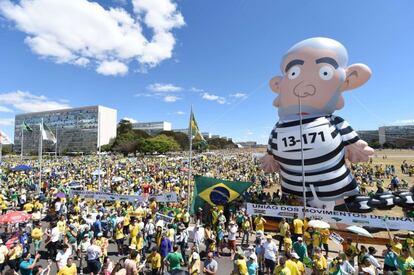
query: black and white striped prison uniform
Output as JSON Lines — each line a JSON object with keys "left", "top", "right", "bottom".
{"left": 267, "top": 115, "right": 360, "bottom": 201}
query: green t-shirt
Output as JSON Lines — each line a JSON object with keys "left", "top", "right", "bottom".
{"left": 166, "top": 252, "right": 183, "bottom": 270}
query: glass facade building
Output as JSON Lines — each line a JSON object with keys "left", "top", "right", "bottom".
{"left": 14, "top": 105, "right": 117, "bottom": 155}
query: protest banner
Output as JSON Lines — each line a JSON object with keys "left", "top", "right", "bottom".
{"left": 330, "top": 232, "right": 344, "bottom": 245}
{"left": 69, "top": 190, "right": 177, "bottom": 203}
{"left": 155, "top": 212, "right": 174, "bottom": 228}
{"left": 246, "top": 203, "right": 414, "bottom": 231}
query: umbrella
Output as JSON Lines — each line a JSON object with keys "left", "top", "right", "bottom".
{"left": 42, "top": 168, "right": 51, "bottom": 173}
{"left": 112, "top": 176, "right": 125, "bottom": 182}
{"left": 346, "top": 225, "right": 373, "bottom": 238}
{"left": 11, "top": 165, "right": 32, "bottom": 172}
{"left": 92, "top": 169, "right": 105, "bottom": 176}
{"left": 55, "top": 192, "right": 66, "bottom": 199}
{"left": 308, "top": 220, "right": 330, "bottom": 229}
{"left": 0, "top": 211, "right": 32, "bottom": 224}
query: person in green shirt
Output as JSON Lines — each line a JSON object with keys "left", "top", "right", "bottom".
{"left": 164, "top": 245, "right": 184, "bottom": 273}
{"left": 292, "top": 237, "right": 308, "bottom": 262}
{"left": 397, "top": 247, "right": 414, "bottom": 275}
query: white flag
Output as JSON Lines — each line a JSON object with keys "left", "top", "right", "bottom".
{"left": 0, "top": 130, "right": 11, "bottom": 144}
{"left": 41, "top": 123, "right": 57, "bottom": 143}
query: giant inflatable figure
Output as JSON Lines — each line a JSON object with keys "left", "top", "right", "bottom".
{"left": 262, "top": 37, "right": 379, "bottom": 211}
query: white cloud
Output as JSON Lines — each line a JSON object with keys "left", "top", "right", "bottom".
{"left": 175, "top": 111, "right": 185, "bottom": 115}
{"left": 0, "top": 106, "right": 13, "bottom": 112}
{"left": 246, "top": 130, "right": 253, "bottom": 136}
{"left": 148, "top": 83, "right": 182, "bottom": 92}
{"left": 0, "top": 0, "right": 184, "bottom": 76}
{"left": 230, "top": 92, "right": 247, "bottom": 99}
{"left": 96, "top": 61, "right": 128, "bottom": 76}
{"left": 0, "top": 91, "right": 70, "bottom": 113}
{"left": 190, "top": 87, "right": 204, "bottom": 93}
{"left": 0, "top": 118, "right": 14, "bottom": 126}
{"left": 163, "top": 95, "right": 179, "bottom": 102}
{"left": 123, "top": 117, "right": 137, "bottom": 123}
{"left": 201, "top": 92, "right": 226, "bottom": 104}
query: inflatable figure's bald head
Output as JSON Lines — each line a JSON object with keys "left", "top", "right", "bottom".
{"left": 270, "top": 37, "right": 371, "bottom": 121}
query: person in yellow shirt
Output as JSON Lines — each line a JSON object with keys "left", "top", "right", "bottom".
{"left": 284, "top": 231, "right": 293, "bottom": 254}
{"left": 148, "top": 247, "right": 161, "bottom": 274}
{"left": 292, "top": 214, "right": 304, "bottom": 242}
{"left": 123, "top": 213, "right": 130, "bottom": 235}
{"left": 34, "top": 200, "right": 43, "bottom": 211}
{"left": 285, "top": 254, "right": 300, "bottom": 275}
{"left": 57, "top": 257, "right": 77, "bottom": 275}
{"left": 320, "top": 228, "right": 330, "bottom": 258}
{"left": 31, "top": 223, "right": 43, "bottom": 254}
{"left": 279, "top": 218, "right": 290, "bottom": 251}
{"left": 290, "top": 253, "right": 305, "bottom": 275}
{"left": 57, "top": 215, "right": 67, "bottom": 234}
{"left": 115, "top": 222, "right": 125, "bottom": 256}
{"left": 312, "top": 247, "right": 327, "bottom": 275}
{"left": 235, "top": 254, "right": 248, "bottom": 275}
{"left": 129, "top": 219, "right": 140, "bottom": 243}
{"left": 23, "top": 201, "right": 34, "bottom": 213}
{"left": 254, "top": 215, "right": 266, "bottom": 232}
{"left": 274, "top": 256, "right": 291, "bottom": 275}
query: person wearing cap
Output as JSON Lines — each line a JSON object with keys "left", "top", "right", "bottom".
{"left": 188, "top": 246, "right": 201, "bottom": 275}
{"left": 285, "top": 253, "right": 300, "bottom": 275}
{"left": 0, "top": 239, "right": 8, "bottom": 273}
{"left": 241, "top": 216, "right": 252, "bottom": 247}
{"left": 292, "top": 237, "right": 307, "bottom": 262}
{"left": 79, "top": 234, "right": 91, "bottom": 274}
{"left": 360, "top": 256, "right": 376, "bottom": 275}
{"left": 19, "top": 252, "right": 41, "bottom": 275}
{"left": 264, "top": 235, "right": 278, "bottom": 274}
{"left": 234, "top": 254, "right": 248, "bottom": 275}
{"left": 247, "top": 253, "right": 258, "bottom": 275}
{"left": 290, "top": 253, "right": 305, "bottom": 275}
{"left": 338, "top": 252, "right": 355, "bottom": 275}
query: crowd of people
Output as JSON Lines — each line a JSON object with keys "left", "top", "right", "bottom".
{"left": 0, "top": 151, "right": 412, "bottom": 275}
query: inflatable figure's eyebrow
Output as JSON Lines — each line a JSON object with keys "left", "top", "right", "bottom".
{"left": 285, "top": 59, "right": 304, "bottom": 72}
{"left": 315, "top": 57, "right": 339, "bottom": 69}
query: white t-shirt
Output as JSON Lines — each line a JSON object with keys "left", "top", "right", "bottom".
{"left": 145, "top": 223, "right": 155, "bottom": 235}
{"left": 87, "top": 244, "right": 101, "bottom": 261}
{"left": 228, "top": 225, "right": 238, "bottom": 241}
{"left": 263, "top": 241, "right": 278, "bottom": 261}
{"left": 51, "top": 227, "right": 61, "bottom": 242}
{"left": 56, "top": 248, "right": 72, "bottom": 270}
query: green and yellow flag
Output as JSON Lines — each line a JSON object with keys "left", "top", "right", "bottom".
{"left": 192, "top": 176, "right": 252, "bottom": 213}
{"left": 189, "top": 111, "right": 205, "bottom": 143}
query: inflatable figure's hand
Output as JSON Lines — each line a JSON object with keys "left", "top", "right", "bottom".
{"left": 345, "top": 140, "right": 374, "bottom": 163}
{"left": 261, "top": 154, "right": 280, "bottom": 173}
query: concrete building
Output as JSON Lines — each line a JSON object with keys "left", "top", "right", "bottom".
{"left": 172, "top": 128, "right": 189, "bottom": 135}
{"left": 133, "top": 121, "right": 171, "bottom": 135}
{"left": 201, "top": 132, "right": 212, "bottom": 139}
{"left": 378, "top": 125, "right": 414, "bottom": 147}
{"left": 14, "top": 105, "right": 117, "bottom": 154}
{"left": 357, "top": 130, "right": 379, "bottom": 144}
{"left": 211, "top": 135, "right": 220, "bottom": 138}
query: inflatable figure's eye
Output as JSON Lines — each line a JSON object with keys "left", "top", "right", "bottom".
{"left": 319, "top": 66, "right": 334, "bottom": 81}
{"left": 287, "top": 66, "right": 301, "bottom": 80}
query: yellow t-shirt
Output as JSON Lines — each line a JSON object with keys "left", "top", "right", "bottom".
{"left": 23, "top": 202, "right": 34, "bottom": 213}
{"left": 320, "top": 229, "right": 330, "bottom": 244}
{"left": 57, "top": 221, "right": 66, "bottom": 233}
{"left": 0, "top": 245, "right": 8, "bottom": 264}
{"left": 274, "top": 265, "right": 291, "bottom": 275}
{"left": 392, "top": 241, "right": 403, "bottom": 255}
{"left": 57, "top": 263, "right": 77, "bottom": 275}
{"left": 284, "top": 237, "right": 292, "bottom": 253}
{"left": 150, "top": 252, "right": 161, "bottom": 269}
{"left": 8, "top": 245, "right": 22, "bottom": 260}
{"left": 293, "top": 219, "right": 304, "bottom": 235}
{"left": 31, "top": 228, "right": 43, "bottom": 240}
{"left": 312, "top": 231, "right": 321, "bottom": 247}
{"left": 285, "top": 259, "right": 299, "bottom": 275}
{"left": 279, "top": 222, "right": 290, "bottom": 237}
{"left": 115, "top": 227, "right": 124, "bottom": 240}
{"left": 236, "top": 259, "right": 248, "bottom": 275}
{"left": 255, "top": 217, "right": 265, "bottom": 232}
{"left": 313, "top": 255, "right": 327, "bottom": 271}
{"left": 130, "top": 224, "right": 139, "bottom": 238}
{"left": 296, "top": 260, "right": 305, "bottom": 274}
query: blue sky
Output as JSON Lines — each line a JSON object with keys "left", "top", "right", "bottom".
{"left": 0, "top": 0, "right": 413, "bottom": 144}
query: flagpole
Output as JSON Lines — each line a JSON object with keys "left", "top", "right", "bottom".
{"left": 298, "top": 97, "right": 306, "bottom": 218}
{"left": 21, "top": 126, "right": 24, "bottom": 161}
{"left": 187, "top": 106, "right": 193, "bottom": 212}
{"left": 39, "top": 118, "right": 43, "bottom": 193}
{"left": 98, "top": 110, "right": 102, "bottom": 191}
{"left": 55, "top": 126, "right": 58, "bottom": 158}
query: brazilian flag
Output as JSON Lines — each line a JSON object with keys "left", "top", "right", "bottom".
{"left": 192, "top": 176, "right": 252, "bottom": 213}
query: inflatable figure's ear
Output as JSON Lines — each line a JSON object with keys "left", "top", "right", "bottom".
{"left": 273, "top": 97, "right": 280, "bottom": 107}
{"left": 340, "top": 64, "right": 371, "bottom": 91}
{"left": 335, "top": 95, "right": 345, "bottom": 110}
{"left": 269, "top": 76, "right": 282, "bottom": 93}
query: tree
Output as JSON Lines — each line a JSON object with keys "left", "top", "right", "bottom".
{"left": 117, "top": 119, "right": 133, "bottom": 135}
{"left": 159, "top": 131, "right": 189, "bottom": 150}
{"left": 138, "top": 135, "right": 180, "bottom": 154}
